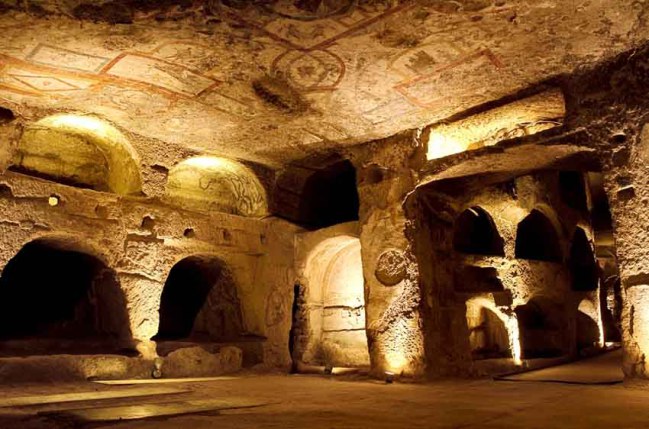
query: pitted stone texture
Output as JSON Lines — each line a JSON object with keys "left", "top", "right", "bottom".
{"left": 162, "top": 346, "right": 242, "bottom": 378}
{"left": 375, "top": 248, "right": 407, "bottom": 286}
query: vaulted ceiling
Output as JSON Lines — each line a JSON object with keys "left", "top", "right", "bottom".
{"left": 0, "top": 0, "right": 646, "bottom": 167}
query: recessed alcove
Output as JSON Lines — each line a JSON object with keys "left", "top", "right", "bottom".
{"left": 294, "top": 235, "right": 369, "bottom": 368}
{"left": 515, "top": 209, "right": 562, "bottom": 262}
{"left": 0, "top": 238, "right": 131, "bottom": 355}
{"left": 155, "top": 255, "right": 243, "bottom": 342}
{"left": 515, "top": 298, "right": 566, "bottom": 359}
{"left": 275, "top": 157, "right": 360, "bottom": 229}
{"left": 465, "top": 299, "right": 511, "bottom": 360}
{"left": 453, "top": 207, "right": 505, "bottom": 256}
{"left": 10, "top": 114, "right": 142, "bottom": 195}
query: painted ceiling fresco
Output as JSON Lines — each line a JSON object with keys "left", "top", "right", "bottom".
{"left": 0, "top": 0, "right": 646, "bottom": 167}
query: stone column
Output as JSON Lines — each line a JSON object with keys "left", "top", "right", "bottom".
{"left": 358, "top": 171, "right": 426, "bottom": 377}
{"left": 604, "top": 124, "right": 649, "bottom": 380}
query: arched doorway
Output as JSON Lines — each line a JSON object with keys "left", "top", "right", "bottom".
{"left": 454, "top": 207, "right": 505, "bottom": 256}
{"left": 296, "top": 236, "right": 369, "bottom": 368}
{"left": 155, "top": 255, "right": 243, "bottom": 342}
{"left": 0, "top": 238, "right": 130, "bottom": 355}
{"left": 515, "top": 209, "right": 562, "bottom": 262}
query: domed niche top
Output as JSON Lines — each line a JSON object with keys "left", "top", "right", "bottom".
{"left": 165, "top": 156, "right": 268, "bottom": 217}
{"left": 14, "top": 114, "right": 142, "bottom": 195}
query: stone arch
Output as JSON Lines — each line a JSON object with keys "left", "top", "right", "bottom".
{"left": 453, "top": 206, "right": 505, "bottom": 256}
{"left": 12, "top": 114, "right": 142, "bottom": 195}
{"left": 155, "top": 254, "right": 244, "bottom": 341}
{"left": 515, "top": 297, "right": 566, "bottom": 358}
{"left": 296, "top": 235, "right": 369, "bottom": 367}
{"left": 515, "top": 208, "right": 562, "bottom": 262}
{"left": 569, "top": 227, "right": 599, "bottom": 291}
{"left": 576, "top": 299, "right": 602, "bottom": 351}
{"left": 0, "top": 235, "right": 131, "bottom": 355}
{"left": 465, "top": 297, "right": 511, "bottom": 360}
{"left": 165, "top": 156, "right": 268, "bottom": 217}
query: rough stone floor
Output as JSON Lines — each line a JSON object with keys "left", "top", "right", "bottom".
{"left": 0, "top": 354, "right": 646, "bottom": 429}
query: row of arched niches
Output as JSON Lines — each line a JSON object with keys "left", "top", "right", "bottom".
{"left": 452, "top": 201, "right": 602, "bottom": 361}
{"left": 0, "top": 113, "right": 365, "bottom": 358}
{"left": 0, "top": 236, "right": 242, "bottom": 356}
{"left": 7, "top": 113, "right": 361, "bottom": 226}
{"left": 454, "top": 205, "right": 598, "bottom": 291}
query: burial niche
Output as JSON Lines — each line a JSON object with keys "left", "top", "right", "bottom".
{"left": 0, "top": 238, "right": 130, "bottom": 355}
{"left": 155, "top": 255, "right": 243, "bottom": 341}
{"left": 296, "top": 236, "right": 369, "bottom": 368}
{"left": 465, "top": 299, "right": 511, "bottom": 360}
{"left": 275, "top": 157, "right": 359, "bottom": 229}
{"left": 569, "top": 227, "right": 599, "bottom": 291}
{"left": 515, "top": 298, "right": 565, "bottom": 358}
{"left": 11, "top": 114, "right": 142, "bottom": 195}
{"left": 515, "top": 209, "right": 562, "bottom": 262}
{"left": 453, "top": 207, "right": 504, "bottom": 256}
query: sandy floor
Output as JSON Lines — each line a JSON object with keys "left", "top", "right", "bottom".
{"left": 0, "top": 353, "right": 647, "bottom": 429}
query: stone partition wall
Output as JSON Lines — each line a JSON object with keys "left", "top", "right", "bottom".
{"left": 603, "top": 123, "right": 649, "bottom": 381}
{"left": 349, "top": 132, "right": 427, "bottom": 378}
{"left": 409, "top": 171, "right": 602, "bottom": 376}
{"left": 0, "top": 170, "right": 297, "bottom": 377}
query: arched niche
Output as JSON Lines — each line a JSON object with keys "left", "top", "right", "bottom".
{"left": 155, "top": 255, "right": 244, "bottom": 341}
{"left": 275, "top": 156, "right": 359, "bottom": 229}
{"left": 0, "top": 236, "right": 131, "bottom": 355}
{"left": 515, "top": 297, "right": 566, "bottom": 358}
{"left": 12, "top": 114, "right": 142, "bottom": 195}
{"left": 515, "top": 209, "right": 562, "bottom": 262}
{"left": 569, "top": 227, "right": 599, "bottom": 291}
{"left": 296, "top": 235, "right": 369, "bottom": 367}
{"left": 465, "top": 298, "right": 511, "bottom": 360}
{"left": 453, "top": 207, "right": 504, "bottom": 256}
{"left": 165, "top": 156, "right": 268, "bottom": 217}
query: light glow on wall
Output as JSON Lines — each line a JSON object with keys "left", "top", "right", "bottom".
{"left": 427, "top": 132, "right": 466, "bottom": 159}
{"left": 426, "top": 89, "right": 565, "bottom": 160}
{"left": 507, "top": 316, "right": 523, "bottom": 365}
{"left": 302, "top": 235, "right": 370, "bottom": 367}
{"left": 165, "top": 156, "right": 268, "bottom": 217}
{"left": 382, "top": 317, "right": 418, "bottom": 374}
{"left": 578, "top": 297, "right": 605, "bottom": 348}
{"left": 466, "top": 297, "right": 522, "bottom": 365}
{"left": 16, "top": 114, "right": 142, "bottom": 195}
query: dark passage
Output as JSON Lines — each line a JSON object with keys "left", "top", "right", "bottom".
{"left": 569, "top": 227, "right": 599, "bottom": 291}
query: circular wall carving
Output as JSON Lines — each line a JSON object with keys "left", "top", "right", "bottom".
{"left": 375, "top": 249, "right": 407, "bottom": 286}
